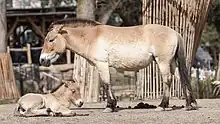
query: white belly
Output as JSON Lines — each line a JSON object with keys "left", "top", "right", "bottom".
{"left": 108, "top": 44, "right": 153, "bottom": 71}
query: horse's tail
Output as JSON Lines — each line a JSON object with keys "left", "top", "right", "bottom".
{"left": 176, "top": 34, "right": 191, "bottom": 91}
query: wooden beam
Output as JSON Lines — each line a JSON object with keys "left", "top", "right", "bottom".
{"left": 7, "top": 17, "right": 18, "bottom": 39}
{"left": 39, "top": 64, "right": 75, "bottom": 72}
{"left": 26, "top": 17, "right": 45, "bottom": 39}
{"left": 41, "top": 17, "right": 46, "bottom": 35}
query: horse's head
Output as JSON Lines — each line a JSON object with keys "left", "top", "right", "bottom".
{"left": 40, "top": 24, "right": 68, "bottom": 66}
{"left": 62, "top": 79, "right": 84, "bottom": 107}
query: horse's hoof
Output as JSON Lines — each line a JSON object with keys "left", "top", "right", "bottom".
{"left": 155, "top": 107, "right": 165, "bottom": 111}
{"left": 184, "top": 105, "right": 197, "bottom": 111}
{"left": 103, "top": 108, "right": 113, "bottom": 113}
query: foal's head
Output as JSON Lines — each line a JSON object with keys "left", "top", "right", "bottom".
{"left": 40, "top": 24, "right": 67, "bottom": 66}
{"left": 61, "top": 79, "right": 83, "bottom": 107}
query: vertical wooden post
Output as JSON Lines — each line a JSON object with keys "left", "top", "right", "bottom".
{"left": 27, "top": 44, "right": 32, "bottom": 64}
{"left": 92, "top": 68, "right": 100, "bottom": 102}
{"left": 216, "top": 53, "right": 220, "bottom": 80}
{"left": 87, "top": 65, "right": 94, "bottom": 102}
{"left": 6, "top": 46, "right": 10, "bottom": 54}
{"left": 66, "top": 49, "right": 71, "bottom": 64}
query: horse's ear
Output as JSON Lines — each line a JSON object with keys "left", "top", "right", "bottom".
{"left": 61, "top": 80, "right": 68, "bottom": 87}
{"left": 58, "top": 30, "right": 68, "bottom": 34}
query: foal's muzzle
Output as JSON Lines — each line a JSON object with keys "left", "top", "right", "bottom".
{"left": 40, "top": 58, "right": 51, "bottom": 67}
{"left": 75, "top": 99, "right": 84, "bottom": 107}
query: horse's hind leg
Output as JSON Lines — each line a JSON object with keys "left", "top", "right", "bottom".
{"left": 157, "top": 61, "right": 172, "bottom": 110}
{"left": 171, "top": 59, "right": 197, "bottom": 110}
{"left": 96, "top": 62, "right": 117, "bottom": 113}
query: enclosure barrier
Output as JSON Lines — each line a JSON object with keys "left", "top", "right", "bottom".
{"left": 0, "top": 53, "right": 20, "bottom": 101}
{"left": 7, "top": 44, "right": 72, "bottom": 64}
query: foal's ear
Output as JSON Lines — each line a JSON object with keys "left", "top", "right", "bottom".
{"left": 58, "top": 30, "right": 68, "bottom": 35}
{"left": 61, "top": 80, "right": 68, "bottom": 87}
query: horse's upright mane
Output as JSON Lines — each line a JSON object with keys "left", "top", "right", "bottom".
{"left": 50, "top": 82, "right": 64, "bottom": 93}
{"left": 50, "top": 79, "right": 77, "bottom": 93}
{"left": 49, "top": 18, "right": 101, "bottom": 30}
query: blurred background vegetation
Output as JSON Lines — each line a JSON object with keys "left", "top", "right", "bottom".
{"left": 201, "top": 0, "right": 220, "bottom": 69}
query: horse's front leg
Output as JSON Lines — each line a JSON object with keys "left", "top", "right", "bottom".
{"left": 96, "top": 62, "right": 117, "bottom": 113}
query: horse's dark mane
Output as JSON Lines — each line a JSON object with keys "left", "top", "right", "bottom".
{"left": 50, "top": 82, "right": 64, "bottom": 93}
{"left": 48, "top": 18, "right": 101, "bottom": 30}
{"left": 50, "top": 79, "right": 76, "bottom": 93}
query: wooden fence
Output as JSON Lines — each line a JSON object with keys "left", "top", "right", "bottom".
{"left": 0, "top": 53, "right": 20, "bottom": 101}
{"left": 139, "top": 0, "right": 212, "bottom": 99}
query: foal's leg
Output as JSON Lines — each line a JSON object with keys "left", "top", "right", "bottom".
{"left": 157, "top": 62, "right": 172, "bottom": 110}
{"left": 21, "top": 108, "right": 49, "bottom": 117}
{"left": 53, "top": 106, "right": 76, "bottom": 117}
{"left": 96, "top": 62, "right": 117, "bottom": 113}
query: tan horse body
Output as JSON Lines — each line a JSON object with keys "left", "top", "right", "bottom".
{"left": 14, "top": 80, "right": 83, "bottom": 117}
{"left": 40, "top": 19, "right": 197, "bottom": 112}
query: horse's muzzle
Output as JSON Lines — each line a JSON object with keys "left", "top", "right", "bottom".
{"left": 40, "top": 58, "right": 51, "bottom": 67}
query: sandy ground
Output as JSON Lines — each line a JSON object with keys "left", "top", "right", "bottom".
{"left": 1, "top": 99, "right": 220, "bottom": 124}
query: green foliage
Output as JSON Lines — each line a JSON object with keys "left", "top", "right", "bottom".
{"left": 201, "top": 24, "right": 220, "bottom": 48}
{"left": 191, "top": 77, "right": 215, "bottom": 99}
{"left": 200, "top": 0, "right": 220, "bottom": 67}
{"left": 208, "top": 0, "right": 220, "bottom": 31}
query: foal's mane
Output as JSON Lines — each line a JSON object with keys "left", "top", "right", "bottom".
{"left": 50, "top": 79, "right": 76, "bottom": 93}
{"left": 48, "top": 18, "right": 101, "bottom": 30}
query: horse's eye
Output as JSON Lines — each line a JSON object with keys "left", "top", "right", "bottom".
{"left": 49, "top": 39, "right": 54, "bottom": 42}
{"left": 71, "top": 90, "right": 75, "bottom": 93}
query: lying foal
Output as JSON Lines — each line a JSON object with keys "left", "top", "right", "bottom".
{"left": 14, "top": 79, "right": 84, "bottom": 117}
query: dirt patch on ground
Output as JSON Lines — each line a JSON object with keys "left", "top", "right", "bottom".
{"left": 0, "top": 99, "right": 220, "bottom": 124}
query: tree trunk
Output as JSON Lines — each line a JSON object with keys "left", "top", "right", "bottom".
{"left": 216, "top": 53, "right": 220, "bottom": 80}
{"left": 0, "top": 0, "right": 6, "bottom": 53}
{"left": 76, "top": 0, "right": 95, "bottom": 20}
{"left": 97, "top": 0, "right": 121, "bottom": 24}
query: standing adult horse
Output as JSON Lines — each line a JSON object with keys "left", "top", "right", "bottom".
{"left": 40, "top": 19, "right": 197, "bottom": 112}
